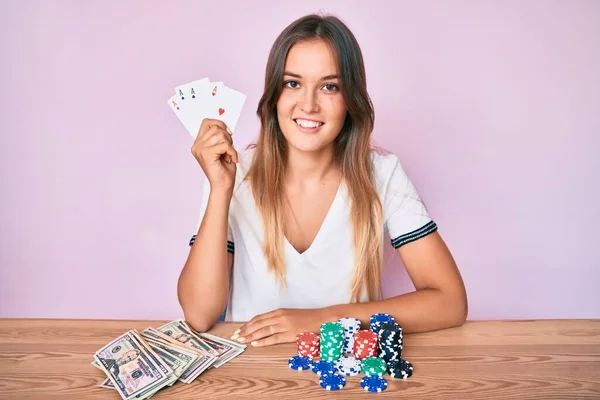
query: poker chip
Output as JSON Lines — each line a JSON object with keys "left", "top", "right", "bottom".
{"left": 360, "top": 375, "right": 388, "bottom": 392}
{"left": 296, "top": 332, "right": 320, "bottom": 359}
{"left": 312, "top": 360, "right": 337, "bottom": 376}
{"left": 286, "top": 316, "right": 415, "bottom": 391}
{"left": 319, "top": 372, "right": 346, "bottom": 391}
{"left": 334, "top": 355, "right": 362, "bottom": 376}
{"left": 361, "top": 356, "right": 387, "bottom": 377}
{"left": 338, "top": 317, "right": 361, "bottom": 354}
{"left": 377, "top": 321, "right": 403, "bottom": 363}
{"left": 388, "top": 359, "right": 414, "bottom": 379}
{"left": 370, "top": 313, "right": 395, "bottom": 334}
{"left": 353, "top": 330, "right": 378, "bottom": 360}
{"left": 319, "top": 322, "right": 344, "bottom": 362}
{"left": 288, "top": 355, "right": 312, "bottom": 371}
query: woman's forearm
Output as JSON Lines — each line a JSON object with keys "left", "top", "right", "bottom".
{"left": 177, "top": 189, "right": 233, "bottom": 331}
{"left": 324, "top": 287, "right": 468, "bottom": 333}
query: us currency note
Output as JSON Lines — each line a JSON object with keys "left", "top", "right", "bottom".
{"left": 141, "top": 330, "right": 199, "bottom": 379}
{"left": 195, "top": 331, "right": 246, "bottom": 367}
{"left": 157, "top": 320, "right": 218, "bottom": 381}
{"left": 100, "top": 332, "right": 195, "bottom": 391}
{"left": 93, "top": 330, "right": 173, "bottom": 400}
{"left": 93, "top": 320, "right": 246, "bottom": 395}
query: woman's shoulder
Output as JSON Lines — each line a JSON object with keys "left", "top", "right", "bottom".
{"left": 367, "top": 146, "right": 418, "bottom": 199}
{"left": 369, "top": 146, "right": 403, "bottom": 179}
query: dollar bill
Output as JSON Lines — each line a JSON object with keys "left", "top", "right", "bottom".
{"left": 100, "top": 332, "right": 194, "bottom": 391}
{"left": 157, "top": 320, "right": 216, "bottom": 355}
{"left": 141, "top": 331, "right": 198, "bottom": 379}
{"left": 194, "top": 331, "right": 246, "bottom": 368}
{"left": 93, "top": 330, "right": 173, "bottom": 400}
{"left": 140, "top": 327, "right": 206, "bottom": 383}
{"left": 93, "top": 320, "right": 246, "bottom": 395}
{"left": 156, "top": 320, "right": 218, "bottom": 382}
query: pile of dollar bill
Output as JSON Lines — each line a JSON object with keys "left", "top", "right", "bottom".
{"left": 91, "top": 319, "right": 245, "bottom": 400}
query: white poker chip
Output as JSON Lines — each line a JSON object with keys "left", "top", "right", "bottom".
{"left": 334, "top": 355, "right": 362, "bottom": 376}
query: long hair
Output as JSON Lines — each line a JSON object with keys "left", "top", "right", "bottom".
{"left": 247, "top": 13, "right": 383, "bottom": 302}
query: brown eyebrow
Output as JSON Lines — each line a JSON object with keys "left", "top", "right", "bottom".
{"left": 284, "top": 71, "right": 340, "bottom": 81}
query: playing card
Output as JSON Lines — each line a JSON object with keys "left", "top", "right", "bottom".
{"left": 167, "top": 95, "right": 196, "bottom": 134}
{"left": 168, "top": 78, "right": 246, "bottom": 139}
{"left": 175, "top": 78, "right": 209, "bottom": 101}
{"left": 192, "top": 84, "right": 246, "bottom": 134}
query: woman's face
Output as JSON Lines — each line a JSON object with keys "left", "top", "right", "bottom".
{"left": 276, "top": 39, "right": 348, "bottom": 154}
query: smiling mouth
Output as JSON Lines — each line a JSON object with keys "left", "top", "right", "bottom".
{"left": 294, "top": 119, "right": 324, "bottom": 128}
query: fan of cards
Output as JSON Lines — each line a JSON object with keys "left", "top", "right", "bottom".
{"left": 91, "top": 319, "right": 246, "bottom": 400}
{"left": 167, "top": 77, "right": 247, "bottom": 139}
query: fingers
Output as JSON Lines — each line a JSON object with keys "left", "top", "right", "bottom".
{"left": 192, "top": 122, "right": 238, "bottom": 163}
{"left": 234, "top": 310, "right": 281, "bottom": 340}
{"left": 196, "top": 118, "right": 228, "bottom": 141}
{"left": 237, "top": 323, "right": 284, "bottom": 346}
{"left": 251, "top": 333, "right": 287, "bottom": 347}
{"left": 206, "top": 142, "right": 238, "bottom": 163}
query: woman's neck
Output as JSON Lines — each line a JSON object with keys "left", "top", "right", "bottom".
{"left": 284, "top": 145, "right": 340, "bottom": 186}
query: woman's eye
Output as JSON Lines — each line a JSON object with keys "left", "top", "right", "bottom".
{"left": 323, "top": 83, "right": 339, "bottom": 91}
{"left": 284, "top": 80, "right": 299, "bottom": 89}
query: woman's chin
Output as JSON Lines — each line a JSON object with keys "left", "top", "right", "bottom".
{"left": 283, "top": 132, "right": 336, "bottom": 154}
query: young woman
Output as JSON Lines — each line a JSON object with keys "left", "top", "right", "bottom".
{"left": 177, "top": 13, "right": 467, "bottom": 347}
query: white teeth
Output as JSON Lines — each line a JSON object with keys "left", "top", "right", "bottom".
{"left": 296, "top": 119, "right": 322, "bottom": 128}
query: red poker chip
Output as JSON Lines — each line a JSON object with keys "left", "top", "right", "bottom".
{"left": 353, "top": 330, "right": 378, "bottom": 360}
{"left": 297, "top": 332, "right": 320, "bottom": 358}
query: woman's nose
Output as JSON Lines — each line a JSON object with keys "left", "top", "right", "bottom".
{"left": 300, "top": 91, "right": 320, "bottom": 113}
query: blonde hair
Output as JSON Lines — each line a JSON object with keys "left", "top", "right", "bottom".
{"left": 247, "top": 14, "right": 383, "bottom": 302}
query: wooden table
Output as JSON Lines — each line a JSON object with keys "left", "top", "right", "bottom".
{"left": 0, "top": 319, "right": 599, "bottom": 399}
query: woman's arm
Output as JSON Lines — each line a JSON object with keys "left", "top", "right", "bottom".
{"left": 177, "top": 189, "right": 234, "bottom": 332}
{"left": 326, "top": 231, "right": 468, "bottom": 332}
{"left": 233, "top": 231, "right": 467, "bottom": 346}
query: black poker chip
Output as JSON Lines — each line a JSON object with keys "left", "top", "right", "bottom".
{"left": 377, "top": 322, "right": 403, "bottom": 362}
{"left": 388, "top": 359, "right": 413, "bottom": 379}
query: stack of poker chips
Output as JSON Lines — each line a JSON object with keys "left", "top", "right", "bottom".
{"left": 288, "top": 314, "right": 414, "bottom": 393}
{"left": 352, "top": 330, "right": 378, "bottom": 360}
{"left": 319, "top": 322, "right": 344, "bottom": 362}
{"left": 370, "top": 313, "right": 395, "bottom": 334}
{"left": 296, "top": 332, "right": 320, "bottom": 359}
{"left": 377, "top": 321, "right": 403, "bottom": 362}
{"left": 337, "top": 317, "right": 361, "bottom": 354}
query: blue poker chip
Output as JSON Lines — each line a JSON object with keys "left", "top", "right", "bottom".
{"left": 319, "top": 373, "right": 346, "bottom": 390}
{"left": 312, "top": 360, "right": 337, "bottom": 376}
{"left": 360, "top": 375, "right": 388, "bottom": 392}
{"left": 370, "top": 313, "right": 395, "bottom": 334}
{"left": 288, "top": 355, "right": 312, "bottom": 371}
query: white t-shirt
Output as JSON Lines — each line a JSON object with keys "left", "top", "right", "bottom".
{"left": 189, "top": 148, "right": 437, "bottom": 322}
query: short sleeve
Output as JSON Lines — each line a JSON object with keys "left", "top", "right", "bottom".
{"left": 188, "top": 177, "right": 234, "bottom": 253}
{"left": 381, "top": 155, "right": 438, "bottom": 249}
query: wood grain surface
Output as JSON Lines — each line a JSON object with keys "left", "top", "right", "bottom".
{"left": 0, "top": 319, "right": 599, "bottom": 399}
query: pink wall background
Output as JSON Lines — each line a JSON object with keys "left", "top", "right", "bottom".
{"left": 1, "top": 0, "right": 599, "bottom": 321}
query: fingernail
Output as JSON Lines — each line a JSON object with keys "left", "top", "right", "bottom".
{"left": 226, "top": 127, "right": 233, "bottom": 135}
{"left": 251, "top": 341, "right": 259, "bottom": 347}
{"left": 230, "top": 334, "right": 238, "bottom": 340}
{"left": 237, "top": 337, "right": 246, "bottom": 343}
{"left": 233, "top": 329, "right": 240, "bottom": 335}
